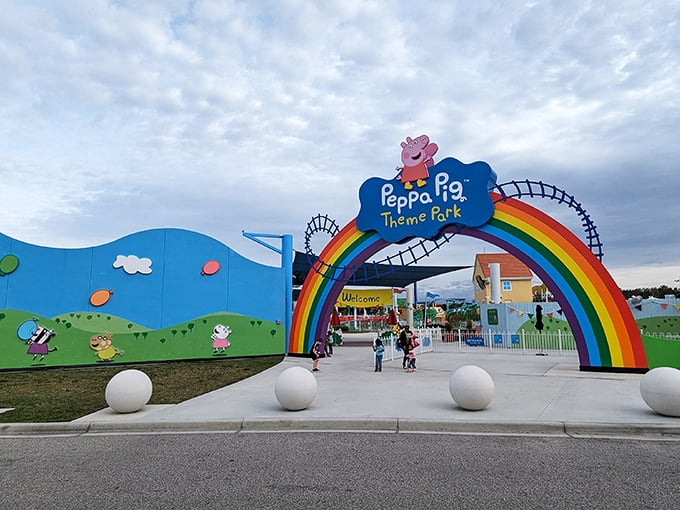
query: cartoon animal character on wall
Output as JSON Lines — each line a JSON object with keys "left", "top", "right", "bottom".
{"left": 90, "top": 333, "right": 125, "bottom": 362}
{"left": 16, "top": 318, "right": 58, "bottom": 362}
{"left": 397, "top": 135, "right": 438, "bottom": 190}
{"left": 26, "top": 325, "right": 58, "bottom": 362}
{"left": 211, "top": 324, "right": 232, "bottom": 354}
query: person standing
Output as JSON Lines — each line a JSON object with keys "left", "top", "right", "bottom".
{"left": 311, "top": 338, "right": 322, "bottom": 372}
{"left": 407, "top": 332, "right": 420, "bottom": 372}
{"left": 407, "top": 348, "right": 417, "bottom": 372}
{"left": 325, "top": 330, "right": 334, "bottom": 357}
{"left": 373, "top": 338, "right": 384, "bottom": 372}
{"left": 399, "top": 325, "right": 413, "bottom": 369}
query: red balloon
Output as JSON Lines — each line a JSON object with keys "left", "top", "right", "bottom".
{"left": 201, "top": 260, "right": 220, "bottom": 276}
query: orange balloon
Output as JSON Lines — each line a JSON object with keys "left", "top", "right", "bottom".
{"left": 90, "top": 289, "right": 113, "bottom": 307}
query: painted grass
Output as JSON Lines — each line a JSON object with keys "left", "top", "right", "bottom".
{"left": 0, "top": 355, "right": 283, "bottom": 423}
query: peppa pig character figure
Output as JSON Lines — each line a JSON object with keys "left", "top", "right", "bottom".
{"left": 211, "top": 324, "right": 232, "bottom": 354}
{"left": 397, "top": 135, "right": 438, "bottom": 190}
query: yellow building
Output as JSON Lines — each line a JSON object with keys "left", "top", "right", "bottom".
{"left": 473, "top": 253, "right": 533, "bottom": 304}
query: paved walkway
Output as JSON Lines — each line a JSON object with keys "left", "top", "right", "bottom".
{"left": 3, "top": 333, "right": 680, "bottom": 438}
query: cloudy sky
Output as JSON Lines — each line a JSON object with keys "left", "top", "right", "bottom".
{"left": 1, "top": 0, "right": 679, "bottom": 299}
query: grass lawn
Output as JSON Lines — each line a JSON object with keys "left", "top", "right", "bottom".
{"left": 0, "top": 355, "right": 283, "bottom": 423}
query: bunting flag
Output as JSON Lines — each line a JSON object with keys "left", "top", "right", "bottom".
{"left": 557, "top": 309, "right": 563, "bottom": 315}
{"left": 519, "top": 311, "right": 525, "bottom": 317}
{"left": 661, "top": 304, "right": 668, "bottom": 309}
{"left": 393, "top": 288, "right": 406, "bottom": 294}
{"left": 634, "top": 305, "right": 643, "bottom": 311}
{"left": 675, "top": 305, "right": 680, "bottom": 311}
{"left": 508, "top": 307, "right": 515, "bottom": 313}
{"left": 547, "top": 312, "right": 553, "bottom": 318}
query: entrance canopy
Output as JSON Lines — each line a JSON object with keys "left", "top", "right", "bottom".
{"left": 292, "top": 250, "right": 470, "bottom": 289}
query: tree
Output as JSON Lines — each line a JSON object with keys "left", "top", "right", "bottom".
{"left": 620, "top": 286, "right": 679, "bottom": 299}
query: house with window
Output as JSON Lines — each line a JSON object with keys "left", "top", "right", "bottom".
{"left": 473, "top": 253, "right": 533, "bottom": 304}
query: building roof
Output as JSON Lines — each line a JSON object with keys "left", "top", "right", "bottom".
{"left": 475, "top": 253, "right": 532, "bottom": 279}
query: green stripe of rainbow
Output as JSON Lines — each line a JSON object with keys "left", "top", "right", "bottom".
{"left": 290, "top": 196, "right": 647, "bottom": 370}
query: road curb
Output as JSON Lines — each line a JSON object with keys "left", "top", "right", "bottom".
{"left": 0, "top": 421, "right": 90, "bottom": 435}
{"left": 3, "top": 418, "right": 680, "bottom": 439}
{"left": 564, "top": 422, "right": 680, "bottom": 439}
{"left": 397, "top": 419, "right": 568, "bottom": 435}
{"left": 241, "top": 417, "right": 400, "bottom": 432}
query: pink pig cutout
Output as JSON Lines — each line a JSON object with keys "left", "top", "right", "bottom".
{"left": 397, "top": 135, "right": 438, "bottom": 189}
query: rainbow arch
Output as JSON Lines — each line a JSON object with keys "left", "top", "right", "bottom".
{"left": 290, "top": 195, "right": 647, "bottom": 371}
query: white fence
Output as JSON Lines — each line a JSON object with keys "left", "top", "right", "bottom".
{"left": 373, "top": 327, "right": 578, "bottom": 360}
{"left": 644, "top": 332, "right": 680, "bottom": 340}
{"left": 436, "top": 328, "right": 577, "bottom": 356}
{"left": 373, "top": 327, "right": 680, "bottom": 359}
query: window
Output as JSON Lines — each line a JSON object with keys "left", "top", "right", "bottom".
{"left": 502, "top": 281, "right": 512, "bottom": 291}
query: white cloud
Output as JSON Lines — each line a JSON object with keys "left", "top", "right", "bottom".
{"left": 113, "top": 254, "right": 153, "bottom": 275}
{"left": 0, "top": 0, "right": 678, "bottom": 294}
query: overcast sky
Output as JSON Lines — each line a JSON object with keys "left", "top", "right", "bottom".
{"left": 1, "top": 0, "right": 678, "bottom": 299}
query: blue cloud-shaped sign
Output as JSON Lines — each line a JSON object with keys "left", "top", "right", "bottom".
{"left": 356, "top": 157, "right": 496, "bottom": 243}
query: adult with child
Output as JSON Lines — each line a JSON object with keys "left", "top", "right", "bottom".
{"left": 398, "top": 325, "right": 414, "bottom": 370}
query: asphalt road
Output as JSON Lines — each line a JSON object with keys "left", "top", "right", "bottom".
{"left": 2, "top": 431, "right": 679, "bottom": 509}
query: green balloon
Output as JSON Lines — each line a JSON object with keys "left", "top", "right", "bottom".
{"left": 0, "top": 254, "right": 19, "bottom": 275}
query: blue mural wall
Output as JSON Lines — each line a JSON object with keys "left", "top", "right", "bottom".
{"left": 0, "top": 228, "right": 286, "bottom": 370}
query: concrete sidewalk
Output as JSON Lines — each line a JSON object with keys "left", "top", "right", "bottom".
{"left": 3, "top": 333, "right": 680, "bottom": 438}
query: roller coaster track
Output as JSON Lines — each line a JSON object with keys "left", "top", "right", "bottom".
{"left": 304, "top": 180, "right": 603, "bottom": 284}
{"left": 493, "top": 180, "right": 604, "bottom": 261}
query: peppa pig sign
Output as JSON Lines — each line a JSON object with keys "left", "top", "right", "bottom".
{"left": 356, "top": 135, "right": 497, "bottom": 243}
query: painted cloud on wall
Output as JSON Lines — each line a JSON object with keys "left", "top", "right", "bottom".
{"left": 113, "top": 254, "right": 153, "bottom": 275}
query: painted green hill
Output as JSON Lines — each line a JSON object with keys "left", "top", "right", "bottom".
{"left": 0, "top": 309, "right": 284, "bottom": 371}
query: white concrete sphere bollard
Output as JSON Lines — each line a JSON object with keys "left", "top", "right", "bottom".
{"left": 640, "top": 367, "right": 680, "bottom": 417}
{"left": 105, "top": 369, "right": 153, "bottom": 413}
{"left": 449, "top": 365, "right": 495, "bottom": 411}
{"left": 274, "top": 366, "right": 318, "bottom": 411}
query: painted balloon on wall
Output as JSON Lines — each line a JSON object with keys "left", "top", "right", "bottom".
{"left": 201, "top": 260, "right": 220, "bottom": 276}
{"left": 90, "top": 289, "right": 113, "bottom": 307}
{"left": 0, "top": 254, "right": 19, "bottom": 276}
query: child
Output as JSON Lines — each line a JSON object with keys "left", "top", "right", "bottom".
{"left": 406, "top": 348, "right": 416, "bottom": 372}
{"left": 311, "top": 339, "right": 322, "bottom": 372}
{"left": 373, "top": 338, "right": 384, "bottom": 372}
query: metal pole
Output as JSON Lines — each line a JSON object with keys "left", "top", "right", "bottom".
{"left": 558, "top": 329, "right": 562, "bottom": 356}
{"left": 282, "top": 234, "right": 293, "bottom": 353}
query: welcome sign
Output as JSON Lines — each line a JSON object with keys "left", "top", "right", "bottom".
{"left": 356, "top": 156, "right": 497, "bottom": 243}
{"left": 335, "top": 288, "right": 394, "bottom": 307}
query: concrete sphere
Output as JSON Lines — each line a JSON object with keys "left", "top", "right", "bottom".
{"left": 449, "top": 365, "right": 495, "bottom": 411}
{"left": 640, "top": 367, "right": 680, "bottom": 417}
{"left": 274, "top": 366, "right": 318, "bottom": 411}
{"left": 105, "top": 369, "right": 153, "bottom": 413}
